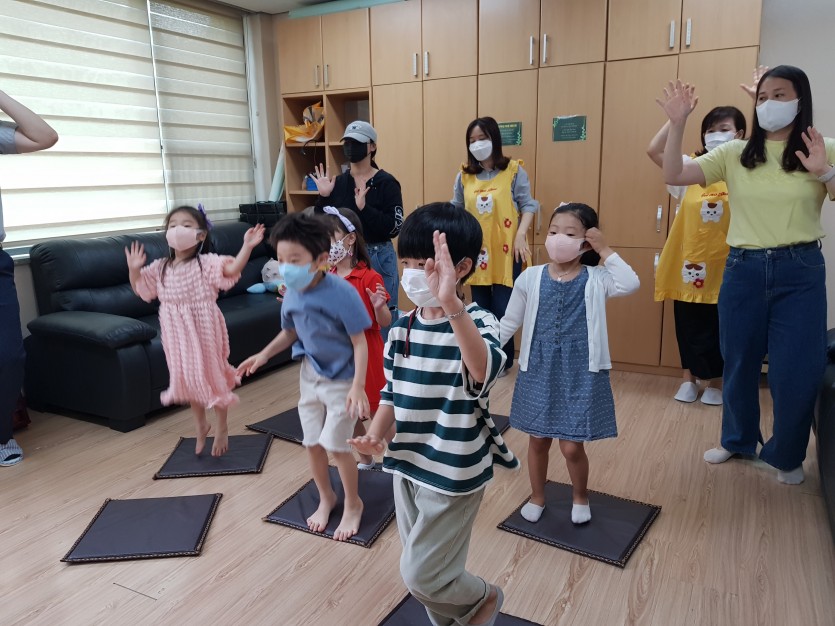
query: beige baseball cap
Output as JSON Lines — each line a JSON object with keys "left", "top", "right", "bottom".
{"left": 341, "top": 120, "right": 377, "bottom": 143}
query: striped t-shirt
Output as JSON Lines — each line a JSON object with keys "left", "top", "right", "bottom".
{"left": 381, "top": 303, "right": 519, "bottom": 495}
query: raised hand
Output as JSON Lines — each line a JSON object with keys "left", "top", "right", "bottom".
{"left": 796, "top": 127, "right": 831, "bottom": 176}
{"left": 311, "top": 163, "right": 335, "bottom": 197}
{"left": 354, "top": 184, "right": 370, "bottom": 210}
{"left": 367, "top": 283, "right": 388, "bottom": 310}
{"left": 584, "top": 227, "right": 609, "bottom": 254}
{"left": 243, "top": 223, "right": 265, "bottom": 249}
{"left": 125, "top": 241, "right": 146, "bottom": 271}
{"left": 740, "top": 65, "right": 769, "bottom": 100}
{"left": 656, "top": 80, "right": 698, "bottom": 126}
{"left": 348, "top": 434, "right": 386, "bottom": 456}
{"left": 424, "top": 230, "right": 459, "bottom": 308}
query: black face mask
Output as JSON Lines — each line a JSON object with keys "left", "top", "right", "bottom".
{"left": 343, "top": 141, "right": 368, "bottom": 163}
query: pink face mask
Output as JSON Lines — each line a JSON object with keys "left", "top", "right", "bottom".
{"left": 166, "top": 225, "right": 201, "bottom": 251}
{"left": 545, "top": 233, "right": 585, "bottom": 263}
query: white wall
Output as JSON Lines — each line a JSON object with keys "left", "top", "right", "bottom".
{"left": 760, "top": 0, "right": 835, "bottom": 327}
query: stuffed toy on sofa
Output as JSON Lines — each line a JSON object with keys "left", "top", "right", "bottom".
{"left": 247, "top": 259, "right": 287, "bottom": 298}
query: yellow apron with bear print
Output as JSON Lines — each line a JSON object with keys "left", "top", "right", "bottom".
{"left": 461, "top": 159, "right": 520, "bottom": 288}
{"left": 654, "top": 179, "right": 731, "bottom": 304}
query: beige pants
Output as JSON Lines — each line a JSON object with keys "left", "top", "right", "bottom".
{"left": 297, "top": 358, "right": 356, "bottom": 453}
{"left": 393, "top": 474, "right": 490, "bottom": 626}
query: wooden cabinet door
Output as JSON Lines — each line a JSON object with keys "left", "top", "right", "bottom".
{"left": 422, "top": 0, "right": 477, "bottom": 80}
{"left": 600, "top": 56, "right": 678, "bottom": 248}
{"left": 478, "top": 70, "right": 539, "bottom": 190}
{"left": 321, "top": 9, "right": 370, "bottom": 90}
{"left": 677, "top": 47, "right": 760, "bottom": 151}
{"left": 478, "top": 0, "right": 540, "bottom": 74}
{"left": 540, "top": 0, "right": 607, "bottom": 66}
{"left": 535, "top": 63, "right": 604, "bottom": 245}
{"left": 422, "top": 76, "right": 477, "bottom": 205}
{"left": 370, "top": 0, "right": 422, "bottom": 85}
{"left": 606, "top": 248, "right": 664, "bottom": 366}
{"left": 372, "top": 82, "right": 424, "bottom": 218}
{"left": 276, "top": 16, "right": 322, "bottom": 94}
{"left": 681, "top": 0, "right": 762, "bottom": 53}
{"left": 607, "top": 0, "right": 682, "bottom": 60}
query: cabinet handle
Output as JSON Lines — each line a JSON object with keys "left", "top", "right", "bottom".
{"left": 669, "top": 20, "right": 676, "bottom": 49}
{"left": 535, "top": 206, "right": 542, "bottom": 235}
{"left": 654, "top": 252, "right": 660, "bottom": 276}
{"left": 424, "top": 51, "right": 429, "bottom": 77}
{"left": 685, "top": 18, "right": 692, "bottom": 47}
{"left": 536, "top": 247, "right": 541, "bottom": 265}
{"left": 412, "top": 52, "right": 418, "bottom": 77}
{"left": 542, "top": 33, "right": 548, "bottom": 64}
{"left": 324, "top": 64, "right": 330, "bottom": 87}
{"left": 314, "top": 65, "right": 320, "bottom": 87}
{"left": 529, "top": 35, "right": 535, "bottom": 66}
{"left": 656, "top": 205, "right": 663, "bottom": 232}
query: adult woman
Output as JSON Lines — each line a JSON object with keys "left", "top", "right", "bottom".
{"left": 647, "top": 105, "right": 747, "bottom": 406}
{"left": 451, "top": 116, "right": 539, "bottom": 372}
{"left": 658, "top": 67, "right": 835, "bottom": 484}
{"left": 312, "top": 121, "right": 403, "bottom": 331}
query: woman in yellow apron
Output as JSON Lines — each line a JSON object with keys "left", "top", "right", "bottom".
{"left": 451, "top": 117, "right": 539, "bottom": 373}
{"left": 648, "top": 106, "right": 747, "bottom": 405}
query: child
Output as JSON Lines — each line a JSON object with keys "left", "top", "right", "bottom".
{"left": 318, "top": 205, "right": 392, "bottom": 470}
{"left": 500, "top": 203, "right": 640, "bottom": 525}
{"left": 350, "top": 203, "right": 517, "bottom": 626}
{"left": 125, "top": 205, "right": 265, "bottom": 457}
{"left": 238, "top": 212, "right": 371, "bottom": 542}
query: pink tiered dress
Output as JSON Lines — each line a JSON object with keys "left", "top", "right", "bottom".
{"left": 136, "top": 253, "right": 241, "bottom": 409}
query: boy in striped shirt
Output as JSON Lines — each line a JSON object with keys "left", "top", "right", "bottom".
{"left": 350, "top": 203, "right": 518, "bottom": 626}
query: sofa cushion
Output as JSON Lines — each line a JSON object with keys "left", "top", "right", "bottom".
{"left": 28, "top": 311, "right": 157, "bottom": 349}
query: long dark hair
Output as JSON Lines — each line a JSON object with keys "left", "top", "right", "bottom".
{"left": 694, "top": 106, "right": 747, "bottom": 157}
{"left": 160, "top": 205, "right": 211, "bottom": 283}
{"left": 551, "top": 202, "right": 601, "bottom": 266}
{"left": 740, "top": 65, "right": 813, "bottom": 172}
{"left": 317, "top": 206, "right": 373, "bottom": 269}
{"left": 462, "top": 116, "right": 511, "bottom": 174}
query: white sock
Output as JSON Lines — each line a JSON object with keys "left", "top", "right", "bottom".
{"left": 521, "top": 502, "right": 545, "bottom": 523}
{"left": 777, "top": 466, "right": 804, "bottom": 485}
{"left": 571, "top": 503, "right": 591, "bottom": 524}
{"left": 704, "top": 447, "right": 734, "bottom": 464}
{"left": 674, "top": 381, "right": 699, "bottom": 403}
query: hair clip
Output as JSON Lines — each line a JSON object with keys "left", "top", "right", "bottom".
{"left": 197, "top": 203, "right": 213, "bottom": 230}
{"left": 322, "top": 205, "right": 355, "bottom": 233}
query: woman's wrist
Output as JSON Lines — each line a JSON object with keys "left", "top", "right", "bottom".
{"left": 815, "top": 164, "right": 835, "bottom": 181}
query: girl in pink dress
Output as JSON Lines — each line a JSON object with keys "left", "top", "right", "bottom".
{"left": 126, "top": 206, "right": 264, "bottom": 457}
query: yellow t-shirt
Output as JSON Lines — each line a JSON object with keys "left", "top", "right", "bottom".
{"left": 695, "top": 138, "right": 835, "bottom": 249}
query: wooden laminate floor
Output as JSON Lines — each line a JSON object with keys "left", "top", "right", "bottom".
{"left": 3, "top": 365, "right": 834, "bottom": 626}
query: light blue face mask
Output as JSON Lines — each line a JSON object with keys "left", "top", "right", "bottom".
{"left": 280, "top": 262, "right": 317, "bottom": 291}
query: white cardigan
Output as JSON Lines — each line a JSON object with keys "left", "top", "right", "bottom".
{"left": 499, "top": 254, "right": 640, "bottom": 373}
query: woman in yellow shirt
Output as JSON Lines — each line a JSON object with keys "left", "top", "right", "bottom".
{"left": 648, "top": 106, "right": 746, "bottom": 406}
{"left": 658, "top": 66, "right": 835, "bottom": 485}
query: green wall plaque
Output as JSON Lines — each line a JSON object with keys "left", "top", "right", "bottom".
{"left": 552, "top": 115, "right": 587, "bottom": 142}
{"left": 498, "top": 121, "right": 523, "bottom": 146}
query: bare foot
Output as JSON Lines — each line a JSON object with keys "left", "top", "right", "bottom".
{"left": 334, "top": 500, "right": 364, "bottom": 542}
{"left": 194, "top": 419, "right": 211, "bottom": 455}
{"left": 211, "top": 424, "right": 229, "bottom": 457}
{"left": 470, "top": 585, "right": 499, "bottom": 625}
{"left": 307, "top": 491, "right": 337, "bottom": 533}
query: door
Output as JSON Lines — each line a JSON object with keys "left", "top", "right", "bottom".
{"left": 478, "top": 0, "right": 540, "bottom": 74}
{"left": 276, "top": 16, "right": 322, "bottom": 94}
{"left": 606, "top": 248, "right": 664, "bottom": 366}
{"left": 600, "top": 56, "right": 679, "bottom": 248}
{"left": 535, "top": 63, "right": 605, "bottom": 245}
{"left": 422, "top": 76, "right": 477, "bottom": 205}
{"left": 321, "top": 9, "right": 370, "bottom": 90}
{"left": 607, "top": 0, "right": 683, "bottom": 60}
{"left": 540, "top": 0, "right": 607, "bottom": 66}
{"left": 681, "top": 0, "right": 762, "bottom": 53}
{"left": 370, "top": 0, "right": 422, "bottom": 85}
{"left": 422, "top": 0, "right": 477, "bottom": 79}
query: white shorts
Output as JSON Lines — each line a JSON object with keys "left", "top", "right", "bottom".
{"left": 298, "top": 358, "right": 356, "bottom": 453}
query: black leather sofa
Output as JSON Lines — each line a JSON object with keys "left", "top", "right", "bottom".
{"left": 24, "top": 222, "right": 289, "bottom": 431}
{"left": 816, "top": 329, "right": 835, "bottom": 543}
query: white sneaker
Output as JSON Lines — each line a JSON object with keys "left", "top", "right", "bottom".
{"left": 674, "top": 381, "right": 699, "bottom": 403}
{"left": 701, "top": 387, "right": 723, "bottom": 406}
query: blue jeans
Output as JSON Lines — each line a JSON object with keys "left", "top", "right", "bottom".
{"left": 469, "top": 260, "right": 522, "bottom": 368}
{"left": 0, "top": 249, "right": 25, "bottom": 444}
{"left": 367, "top": 240, "right": 399, "bottom": 342}
{"left": 718, "top": 242, "right": 827, "bottom": 470}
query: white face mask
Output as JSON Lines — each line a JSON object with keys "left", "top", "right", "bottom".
{"left": 756, "top": 98, "right": 799, "bottom": 132}
{"left": 400, "top": 267, "right": 440, "bottom": 308}
{"left": 704, "top": 131, "right": 736, "bottom": 151}
{"left": 468, "top": 139, "right": 493, "bottom": 162}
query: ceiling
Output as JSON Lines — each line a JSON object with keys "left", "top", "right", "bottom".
{"left": 218, "top": 0, "right": 332, "bottom": 14}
